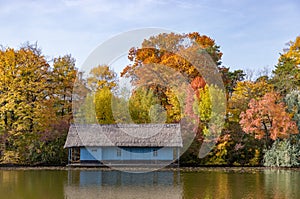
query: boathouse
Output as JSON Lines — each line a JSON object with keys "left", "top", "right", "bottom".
{"left": 64, "top": 123, "right": 182, "bottom": 166}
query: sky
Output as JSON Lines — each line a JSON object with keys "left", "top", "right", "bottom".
{"left": 0, "top": 0, "right": 299, "bottom": 76}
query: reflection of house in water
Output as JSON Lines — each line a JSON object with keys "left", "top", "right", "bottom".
{"left": 65, "top": 170, "right": 182, "bottom": 199}
{"left": 64, "top": 124, "right": 182, "bottom": 167}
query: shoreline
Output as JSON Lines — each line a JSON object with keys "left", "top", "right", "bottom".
{"left": 1, "top": 165, "right": 300, "bottom": 172}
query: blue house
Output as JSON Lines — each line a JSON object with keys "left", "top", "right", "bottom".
{"left": 64, "top": 123, "right": 182, "bottom": 166}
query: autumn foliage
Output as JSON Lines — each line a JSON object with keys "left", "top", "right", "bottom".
{"left": 240, "top": 92, "right": 298, "bottom": 142}
{"left": 0, "top": 44, "right": 77, "bottom": 164}
{"left": 1, "top": 34, "right": 300, "bottom": 167}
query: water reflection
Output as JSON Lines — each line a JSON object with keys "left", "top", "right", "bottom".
{"left": 1, "top": 169, "right": 300, "bottom": 199}
{"left": 65, "top": 170, "right": 182, "bottom": 199}
{"left": 263, "top": 169, "right": 300, "bottom": 199}
{"left": 0, "top": 170, "right": 67, "bottom": 199}
{"left": 181, "top": 169, "right": 300, "bottom": 199}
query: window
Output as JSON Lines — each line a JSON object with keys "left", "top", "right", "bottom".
{"left": 153, "top": 149, "right": 158, "bottom": 157}
{"left": 117, "top": 148, "right": 121, "bottom": 157}
{"left": 71, "top": 148, "right": 80, "bottom": 163}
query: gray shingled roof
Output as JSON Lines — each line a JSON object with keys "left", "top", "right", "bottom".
{"left": 64, "top": 124, "right": 182, "bottom": 148}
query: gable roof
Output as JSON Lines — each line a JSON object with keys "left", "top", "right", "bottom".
{"left": 64, "top": 123, "right": 182, "bottom": 148}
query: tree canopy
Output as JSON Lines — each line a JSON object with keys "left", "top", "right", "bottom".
{"left": 0, "top": 44, "right": 77, "bottom": 164}
{"left": 272, "top": 36, "right": 300, "bottom": 94}
{"left": 1, "top": 34, "right": 300, "bottom": 167}
{"left": 240, "top": 92, "right": 298, "bottom": 147}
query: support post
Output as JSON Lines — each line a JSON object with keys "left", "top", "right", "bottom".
{"left": 177, "top": 147, "right": 180, "bottom": 166}
{"left": 68, "top": 148, "right": 71, "bottom": 164}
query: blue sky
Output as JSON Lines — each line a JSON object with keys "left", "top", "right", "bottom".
{"left": 0, "top": 0, "right": 299, "bottom": 76}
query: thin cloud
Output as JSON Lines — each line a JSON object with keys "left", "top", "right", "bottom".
{"left": 0, "top": 0, "right": 299, "bottom": 71}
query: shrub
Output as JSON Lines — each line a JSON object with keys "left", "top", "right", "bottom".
{"left": 263, "top": 139, "right": 300, "bottom": 167}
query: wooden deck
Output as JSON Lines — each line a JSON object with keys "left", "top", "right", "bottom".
{"left": 67, "top": 160, "right": 179, "bottom": 168}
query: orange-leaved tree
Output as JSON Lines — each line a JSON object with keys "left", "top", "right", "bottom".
{"left": 121, "top": 32, "right": 222, "bottom": 124}
{"left": 229, "top": 80, "right": 273, "bottom": 122}
{"left": 240, "top": 92, "right": 298, "bottom": 149}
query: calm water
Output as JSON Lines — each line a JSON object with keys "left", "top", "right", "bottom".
{"left": 1, "top": 168, "right": 300, "bottom": 199}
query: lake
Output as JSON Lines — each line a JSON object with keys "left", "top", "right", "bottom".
{"left": 1, "top": 168, "right": 300, "bottom": 199}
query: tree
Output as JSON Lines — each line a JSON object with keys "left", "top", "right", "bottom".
{"left": 111, "top": 95, "right": 132, "bottom": 124}
{"left": 74, "top": 93, "right": 97, "bottom": 124}
{"left": 0, "top": 44, "right": 51, "bottom": 163}
{"left": 0, "top": 44, "right": 78, "bottom": 165}
{"left": 87, "top": 65, "right": 117, "bottom": 92}
{"left": 263, "top": 139, "right": 300, "bottom": 167}
{"left": 218, "top": 67, "right": 245, "bottom": 98}
{"left": 211, "top": 78, "right": 273, "bottom": 166}
{"left": 32, "top": 55, "right": 77, "bottom": 165}
{"left": 129, "top": 87, "right": 162, "bottom": 123}
{"left": 74, "top": 66, "right": 118, "bottom": 125}
{"left": 240, "top": 92, "right": 298, "bottom": 149}
{"left": 229, "top": 80, "right": 273, "bottom": 122}
{"left": 121, "top": 32, "right": 223, "bottom": 125}
{"left": 165, "top": 88, "right": 183, "bottom": 123}
{"left": 50, "top": 54, "right": 77, "bottom": 120}
{"left": 282, "top": 90, "right": 300, "bottom": 166}
{"left": 272, "top": 36, "right": 300, "bottom": 94}
{"left": 94, "top": 87, "right": 115, "bottom": 124}
{"left": 194, "top": 84, "right": 226, "bottom": 159}
{"left": 285, "top": 90, "right": 300, "bottom": 132}
{"left": 196, "top": 120, "right": 263, "bottom": 166}
{"left": 121, "top": 32, "right": 222, "bottom": 81}
{"left": 281, "top": 36, "right": 300, "bottom": 66}
{"left": 272, "top": 58, "right": 300, "bottom": 94}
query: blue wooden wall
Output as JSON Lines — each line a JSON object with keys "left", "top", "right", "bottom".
{"left": 80, "top": 147, "right": 176, "bottom": 161}
{"left": 80, "top": 147, "right": 102, "bottom": 161}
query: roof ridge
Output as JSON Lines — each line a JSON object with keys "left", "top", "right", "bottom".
{"left": 72, "top": 123, "right": 180, "bottom": 128}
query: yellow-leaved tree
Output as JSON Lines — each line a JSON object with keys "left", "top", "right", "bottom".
{"left": 0, "top": 45, "right": 50, "bottom": 163}
{"left": 272, "top": 36, "right": 300, "bottom": 94}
